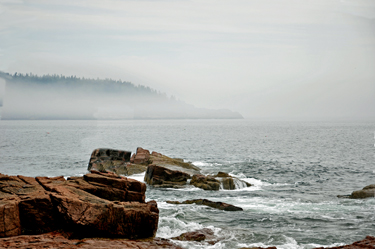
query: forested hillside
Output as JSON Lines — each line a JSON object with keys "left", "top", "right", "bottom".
{"left": 0, "top": 71, "right": 243, "bottom": 120}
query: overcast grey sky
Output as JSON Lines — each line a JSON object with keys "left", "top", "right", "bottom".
{"left": 0, "top": 0, "right": 374, "bottom": 119}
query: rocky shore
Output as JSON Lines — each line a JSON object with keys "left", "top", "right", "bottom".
{"left": 1, "top": 147, "right": 374, "bottom": 248}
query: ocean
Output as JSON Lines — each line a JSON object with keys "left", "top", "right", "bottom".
{"left": 0, "top": 119, "right": 374, "bottom": 248}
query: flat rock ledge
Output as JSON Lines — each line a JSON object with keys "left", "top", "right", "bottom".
{"left": 167, "top": 199, "right": 243, "bottom": 211}
{"left": 338, "top": 184, "right": 375, "bottom": 199}
{"left": 0, "top": 232, "right": 183, "bottom": 249}
{"left": 0, "top": 171, "right": 158, "bottom": 239}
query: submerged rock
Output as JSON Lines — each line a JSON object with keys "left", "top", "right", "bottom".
{"left": 0, "top": 171, "right": 159, "bottom": 239}
{"left": 338, "top": 184, "right": 375, "bottom": 199}
{"left": 144, "top": 165, "right": 190, "bottom": 188}
{"left": 166, "top": 199, "right": 243, "bottom": 211}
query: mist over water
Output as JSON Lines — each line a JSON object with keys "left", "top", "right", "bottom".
{"left": 0, "top": 75, "right": 242, "bottom": 120}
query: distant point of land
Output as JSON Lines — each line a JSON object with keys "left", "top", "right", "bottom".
{"left": 0, "top": 71, "right": 243, "bottom": 120}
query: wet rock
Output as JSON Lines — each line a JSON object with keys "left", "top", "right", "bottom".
{"left": 87, "top": 148, "right": 132, "bottom": 174}
{"left": 88, "top": 147, "right": 200, "bottom": 176}
{"left": 131, "top": 147, "right": 151, "bottom": 164}
{"left": 0, "top": 172, "right": 159, "bottom": 239}
{"left": 166, "top": 199, "right": 243, "bottom": 211}
{"left": 337, "top": 184, "right": 375, "bottom": 199}
{"left": 211, "top": 172, "right": 251, "bottom": 190}
{"left": 171, "top": 228, "right": 215, "bottom": 243}
{"left": 190, "top": 174, "right": 220, "bottom": 190}
{"left": 149, "top": 150, "right": 201, "bottom": 175}
{"left": 0, "top": 232, "right": 184, "bottom": 249}
{"left": 240, "top": 236, "right": 375, "bottom": 249}
{"left": 350, "top": 184, "right": 375, "bottom": 199}
{"left": 313, "top": 236, "right": 375, "bottom": 249}
{"left": 144, "top": 165, "right": 190, "bottom": 188}
{"left": 239, "top": 247, "right": 277, "bottom": 249}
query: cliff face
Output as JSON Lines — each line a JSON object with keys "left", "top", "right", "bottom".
{"left": 0, "top": 72, "right": 243, "bottom": 120}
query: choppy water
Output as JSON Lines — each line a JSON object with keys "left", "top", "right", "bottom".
{"left": 0, "top": 119, "right": 374, "bottom": 248}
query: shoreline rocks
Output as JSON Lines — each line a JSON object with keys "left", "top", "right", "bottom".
{"left": 190, "top": 174, "right": 221, "bottom": 190}
{"left": 190, "top": 172, "right": 251, "bottom": 191}
{"left": 0, "top": 232, "right": 184, "bottom": 249}
{"left": 87, "top": 147, "right": 201, "bottom": 176}
{"left": 171, "top": 228, "right": 219, "bottom": 245}
{"left": 167, "top": 199, "right": 243, "bottom": 211}
{"left": 0, "top": 171, "right": 159, "bottom": 239}
{"left": 144, "top": 165, "right": 191, "bottom": 188}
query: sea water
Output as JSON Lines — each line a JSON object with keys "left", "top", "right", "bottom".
{"left": 0, "top": 119, "right": 374, "bottom": 248}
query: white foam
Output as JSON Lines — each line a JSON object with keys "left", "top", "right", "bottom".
{"left": 192, "top": 161, "right": 214, "bottom": 167}
{"left": 173, "top": 240, "right": 226, "bottom": 249}
{"left": 156, "top": 216, "right": 205, "bottom": 238}
{"left": 126, "top": 172, "right": 145, "bottom": 183}
{"left": 237, "top": 235, "right": 301, "bottom": 249}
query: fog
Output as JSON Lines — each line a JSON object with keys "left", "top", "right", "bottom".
{"left": 1, "top": 77, "right": 243, "bottom": 120}
{"left": 0, "top": 0, "right": 374, "bottom": 120}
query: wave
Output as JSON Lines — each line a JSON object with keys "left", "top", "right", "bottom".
{"left": 126, "top": 172, "right": 146, "bottom": 183}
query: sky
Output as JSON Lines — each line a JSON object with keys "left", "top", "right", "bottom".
{"left": 0, "top": 0, "right": 374, "bottom": 119}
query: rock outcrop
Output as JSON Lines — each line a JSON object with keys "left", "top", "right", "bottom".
{"left": 0, "top": 232, "right": 183, "bottom": 249}
{"left": 313, "top": 236, "right": 375, "bottom": 249}
{"left": 166, "top": 199, "right": 243, "bottom": 211}
{"left": 87, "top": 147, "right": 200, "bottom": 176}
{"left": 87, "top": 148, "right": 146, "bottom": 176}
{"left": 190, "top": 174, "right": 221, "bottom": 190}
{"left": 212, "top": 172, "right": 251, "bottom": 190}
{"left": 171, "top": 228, "right": 218, "bottom": 244}
{"left": 189, "top": 172, "right": 251, "bottom": 191}
{"left": 0, "top": 171, "right": 159, "bottom": 239}
{"left": 148, "top": 150, "right": 201, "bottom": 175}
{"left": 144, "top": 165, "right": 190, "bottom": 188}
{"left": 350, "top": 184, "right": 375, "bottom": 199}
{"left": 338, "top": 184, "right": 375, "bottom": 199}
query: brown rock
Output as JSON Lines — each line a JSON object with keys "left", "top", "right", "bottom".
{"left": 87, "top": 148, "right": 132, "bottom": 174}
{"left": 313, "top": 236, "right": 375, "bottom": 249}
{"left": 167, "top": 199, "right": 243, "bottom": 211}
{"left": 211, "top": 172, "right": 251, "bottom": 190}
{"left": 215, "top": 172, "right": 230, "bottom": 177}
{"left": 239, "top": 247, "right": 277, "bottom": 249}
{"left": 190, "top": 174, "right": 220, "bottom": 190}
{"left": 0, "top": 232, "right": 184, "bottom": 249}
{"left": 0, "top": 197, "right": 21, "bottom": 237}
{"left": 149, "top": 151, "right": 201, "bottom": 175}
{"left": 350, "top": 184, "right": 375, "bottom": 199}
{"left": 144, "top": 165, "right": 190, "bottom": 188}
{"left": 171, "top": 228, "right": 215, "bottom": 242}
{"left": 89, "top": 147, "right": 200, "bottom": 176}
{"left": 133, "top": 147, "right": 151, "bottom": 164}
{"left": 0, "top": 172, "right": 158, "bottom": 240}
